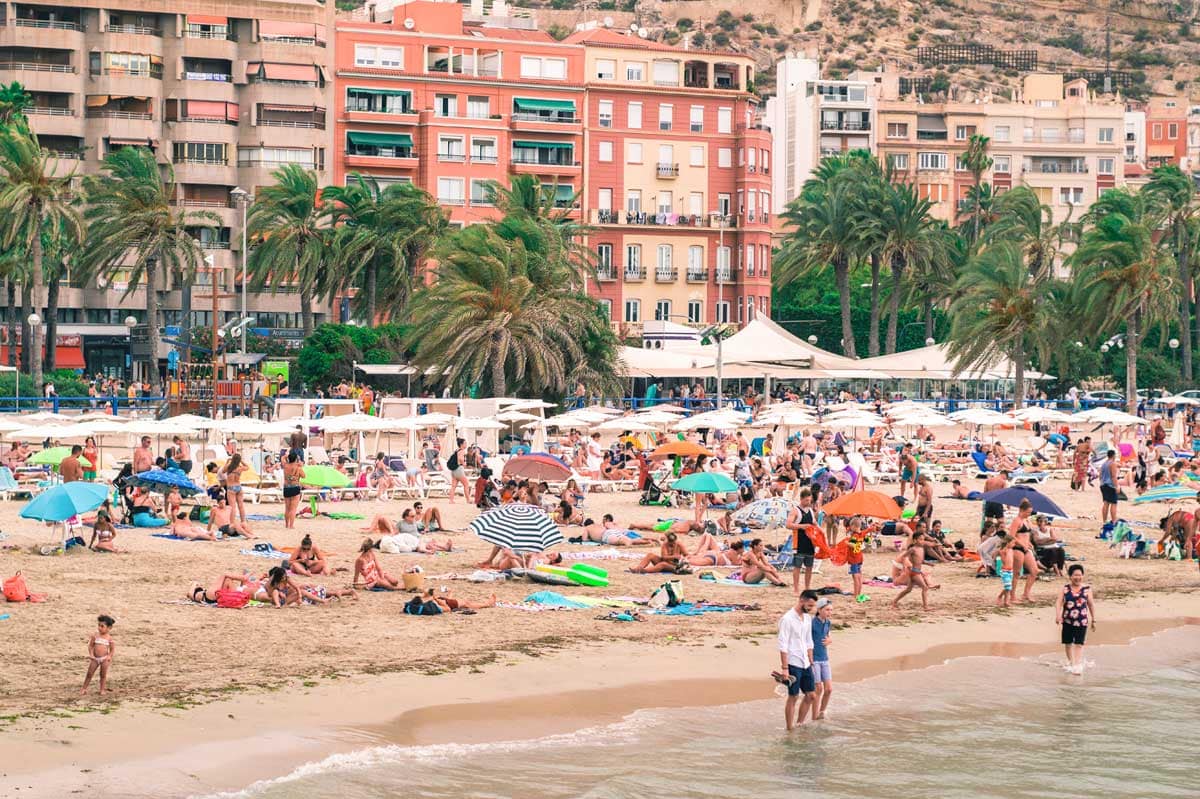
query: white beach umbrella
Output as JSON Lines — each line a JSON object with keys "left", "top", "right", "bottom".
{"left": 824, "top": 414, "right": 887, "bottom": 430}
{"left": 496, "top": 410, "right": 543, "bottom": 423}
{"left": 4, "top": 423, "right": 93, "bottom": 441}
{"left": 1158, "top": 395, "right": 1200, "bottom": 406}
{"left": 579, "top": 404, "right": 622, "bottom": 416}
{"left": 638, "top": 403, "right": 689, "bottom": 414}
{"left": 633, "top": 410, "right": 688, "bottom": 425}
{"left": 756, "top": 412, "right": 819, "bottom": 427}
{"left": 454, "top": 416, "right": 506, "bottom": 431}
{"left": 595, "top": 418, "right": 659, "bottom": 433}
{"left": 1073, "top": 408, "right": 1144, "bottom": 426}
{"left": 1009, "top": 406, "right": 1072, "bottom": 423}
{"left": 949, "top": 408, "right": 1012, "bottom": 426}
{"left": 320, "top": 413, "right": 414, "bottom": 433}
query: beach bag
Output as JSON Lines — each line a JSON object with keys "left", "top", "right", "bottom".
{"left": 648, "top": 580, "right": 683, "bottom": 609}
{"left": 403, "top": 596, "right": 442, "bottom": 615}
{"left": 215, "top": 589, "right": 250, "bottom": 609}
{"left": 3, "top": 571, "right": 28, "bottom": 603}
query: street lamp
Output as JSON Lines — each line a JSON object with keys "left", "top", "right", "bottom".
{"left": 230, "top": 187, "right": 253, "bottom": 354}
{"left": 25, "top": 313, "right": 40, "bottom": 400}
{"left": 807, "top": 335, "right": 818, "bottom": 345}
{"left": 925, "top": 337, "right": 936, "bottom": 346}
{"left": 712, "top": 211, "right": 728, "bottom": 325}
{"left": 123, "top": 315, "right": 137, "bottom": 381}
{"left": 1100, "top": 344, "right": 1110, "bottom": 353}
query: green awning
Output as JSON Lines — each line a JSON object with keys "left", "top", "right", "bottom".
{"left": 513, "top": 97, "right": 575, "bottom": 113}
{"left": 347, "top": 131, "right": 412, "bottom": 147}
{"left": 513, "top": 140, "right": 573, "bottom": 150}
{"left": 348, "top": 87, "right": 411, "bottom": 98}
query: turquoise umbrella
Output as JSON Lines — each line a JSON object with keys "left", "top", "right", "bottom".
{"left": 20, "top": 482, "right": 110, "bottom": 549}
{"left": 671, "top": 472, "right": 738, "bottom": 494}
{"left": 1132, "top": 483, "right": 1199, "bottom": 505}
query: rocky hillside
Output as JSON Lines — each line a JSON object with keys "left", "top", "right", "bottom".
{"left": 526, "top": 0, "right": 1200, "bottom": 100}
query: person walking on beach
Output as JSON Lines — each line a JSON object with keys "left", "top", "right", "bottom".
{"left": 810, "top": 598, "right": 834, "bottom": 720}
{"left": 899, "top": 443, "right": 919, "bottom": 500}
{"left": 891, "top": 534, "right": 932, "bottom": 611}
{"left": 775, "top": 590, "right": 818, "bottom": 730}
{"left": 786, "top": 489, "right": 817, "bottom": 595}
{"left": 1055, "top": 564, "right": 1095, "bottom": 675}
{"left": 1099, "top": 449, "right": 1120, "bottom": 525}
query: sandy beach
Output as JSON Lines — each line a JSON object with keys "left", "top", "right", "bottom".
{"left": 3, "top": 449, "right": 1200, "bottom": 797}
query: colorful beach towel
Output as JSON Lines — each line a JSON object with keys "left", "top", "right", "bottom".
{"left": 239, "top": 546, "right": 288, "bottom": 559}
{"left": 151, "top": 533, "right": 207, "bottom": 541}
{"left": 561, "top": 548, "right": 642, "bottom": 561}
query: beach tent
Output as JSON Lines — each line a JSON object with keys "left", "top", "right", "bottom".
{"left": 854, "top": 343, "right": 1055, "bottom": 381}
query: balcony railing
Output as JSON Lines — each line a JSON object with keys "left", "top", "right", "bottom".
{"left": 260, "top": 35, "right": 322, "bottom": 46}
{"left": 472, "top": 153, "right": 498, "bottom": 164}
{"left": 715, "top": 268, "right": 736, "bottom": 284}
{"left": 27, "top": 106, "right": 74, "bottom": 116}
{"left": 94, "top": 66, "right": 163, "bottom": 79}
{"left": 596, "top": 266, "right": 616, "bottom": 281}
{"left": 184, "top": 71, "right": 232, "bottom": 82}
{"left": 46, "top": 149, "right": 84, "bottom": 159}
{"left": 344, "top": 149, "right": 416, "bottom": 161}
{"left": 438, "top": 196, "right": 465, "bottom": 206}
{"left": 437, "top": 151, "right": 466, "bottom": 162}
{"left": 599, "top": 210, "right": 736, "bottom": 229}
{"left": 174, "top": 157, "right": 229, "bottom": 165}
{"left": 198, "top": 240, "right": 231, "bottom": 250}
{"left": 656, "top": 163, "right": 679, "bottom": 178}
{"left": 87, "top": 109, "right": 152, "bottom": 120}
{"left": 1033, "top": 163, "right": 1088, "bottom": 174}
{"left": 654, "top": 268, "right": 678, "bottom": 282}
{"left": 0, "top": 62, "right": 74, "bottom": 73}
{"left": 511, "top": 112, "right": 577, "bottom": 124}
{"left": 916, "top": 130, "right": 947, "bottom": 141}
{"left": 14, "top": 18, "right": 82, "bottom": 30}
{"left": 624, "top": 266, "right": 644, "bottom": 281}
{"left": 106, "top": 24, "right": 160, "bottom": 35}
{"left": 170, "top": 198, "right": 234, "bottom": 208}
{"left": 259, "top": 118, "right": 324, "bottom": 129}
{"left": 820, "top": 120, "right": 870, "bottom": 131}
{"left": 686, "top": 268, "right": 708, "bottom": 282}
{"left": 344, "top": 104, "right": 413, "bottom": 115}
{"left": 184, "top": 29, "right": 236, "bottom": 40}
{"left": 510, "top": 155, "right": 578, "bottom": 167}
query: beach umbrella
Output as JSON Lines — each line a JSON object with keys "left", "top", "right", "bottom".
{"left": 949, "top": 408, "right": 1012, "bottom": 426}
{"left": 821, "top": 490, "right": 902, "bottom": 519}
{"left": 495, "top": 410, "right": 543, "bottom": 423}
{"left": 639, "top": 403, "right": 689, "bottom": 413}
{"left": 823, "top": 414, "right": 885, "bottom": 430}
{"left": 27, "top": 447, "right": 92, "bottom": 469}
{"left": 20, "top": 481, "right": 110, "bottom": 549}
{"left": 469, "top": 502, "right": 563, "bottom": 553}
{"left": 1159, "top": 395, "right": 1200, "bottom": 406}
{"left": 671, "top": 472, "right": 738, "bottom": 493}
{"left": 454, "top": 416, "right": 506, "bottom": 431}
{"left": 650, "top": 440, "right": 713, "bottom": 459}
{"left": 1072, "top": 408, "right": 1143, "bottom": 426}
{"left": 1010, "top": 407, "right": 1072, "bottom": 423}
{"left": 299, "top": 465, "right": 351, "bottom": 489}
{"left": 978, "top": 485, "right": 1068, "bottom": 518}
{"left": 579, "top": 404, "right": 622, "bottom": 416}
{"left": 502, "top": 453, "right": 571, "bottom": 481}
{"left": 1132, "top": 483, "right": 1200, "bottom": 505}
{"left": 595, "top": 418, "right": 658, "bottom": 433}
{"left": 732, "top": 497, "right": 799, "bottom": 528}
{"left": 129, "top": 468, "right": 203, "bottom": 497}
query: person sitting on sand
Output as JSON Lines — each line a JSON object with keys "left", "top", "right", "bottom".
{"left": 683, "top": 534, "right": 745, "bottom": 567}
{"left": 290, "top": 534, "right": 337, "bottom": 576}
{"left": 412, "top": 501, "right": 446, "bottom": 532}
{"left": 353, "top": 538, "right": 401, "bottom": 590}
{"left": 629, "top": 518, "right": 704, "bottom": 536}
{"left": 363, "top": 510, "right": 454, "bottom": 554}
{"left": 88, "top": 510, "right": 120, "bottom": 552}
{"left": 422, "top": 587, "right": 497, "bottom": 613}
{"left": 170, "top": 512, "right": 217, "bottom": 540}
{"left": 552, "top": 499, "right": 585, "bottom": 526}
{"left": 207, "top": 492, "right": 254, "bottom": 539}
{"left": 561, "top": 478, "right": 585, "bottom": 507}
{"left": 128, "top": 485, "right": 167, "bottom": 528}
{"left": 740, "top": 538, "right": 788, "bottom": 586}
{"left": 631, "top": 532, "right": 689, "bottom": 574}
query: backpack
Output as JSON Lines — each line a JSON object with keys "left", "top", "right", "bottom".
{"left": 648, "top": 580, "right": 683, "bottom": 609}
{"left": 3, "top": 571, "right": 28, "bottom": 602}
{"left": 404, "top": 596, "right": 443, "bottom": 616}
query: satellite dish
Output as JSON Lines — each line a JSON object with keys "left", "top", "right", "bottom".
{"left": 403, "top": 17, "right": 415, "bottom": 29}
{"left": 637, "top": 28, "right": 648, "bottom": 38}
{"left": 603, "top": 16, "right": 613, "bottom": 27}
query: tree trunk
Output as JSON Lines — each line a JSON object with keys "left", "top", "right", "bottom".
{"left": 868, "top": 253, "right": 881, "bottom": 357}
{"left": 6, "top": 279, "right": 15, "bottom": 368}
{"left": 365, "top": 260, "right": 377, "bottom": 324}
{"left": 1177, "top": 226, "right": 1192, "bottom": 382}
{"left": 971, "top": 173, "right": 982, "bottom": 246}
{"left": 145, "top": 259, "right": 161, "bottom": 394}
{"left": 1126, "top": 307, "right": 1140, "bottom": 413}
{"left": 300, "top": 284, "right": 315, "bottom": 338}
{"left": 834, "top": 259, "right": 856, "bottom": 358}
{"left": 179, "top": 269, "right": 192, "bottom": 369}
{"left": 43, "top": 265, "right": 58, "bottom": 374}
{"left": 29, "top": 222, "right": 43, "bottom": 396}
{"left": 885, "top": 263, "right": 902, "bottom": 354}
{"left": 490, "top": 339, "right": 506, "bottom": 397}
{"left": 1012, "top": 337, "right": 1025, "bottom": 410}
{"left": 19, "top": 281, "right": 30, "bottom": 374}
{"left": 923, "top": 294, "right": 935, "bottom": 342}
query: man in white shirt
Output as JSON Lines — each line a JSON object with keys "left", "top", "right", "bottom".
{"left": 775, "top": 590, "right": 818, "bottom": 730}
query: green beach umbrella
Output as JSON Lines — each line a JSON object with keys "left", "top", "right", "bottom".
{"left": 671, "top": 472, "right": 738, "bottom": 493}
{"left": 299, "top": 465, "right": 350, "bottom": 489}
{"left": 28, "top": 447, "right": 93, "bottom": 469}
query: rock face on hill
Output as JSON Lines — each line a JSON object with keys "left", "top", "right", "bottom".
{"left": 523, "top": 0, "right": 1199, "bottom": 99}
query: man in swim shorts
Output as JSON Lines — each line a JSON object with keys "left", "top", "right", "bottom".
{"left": 899, "top": 443, "right": 920, "bottom": 501}
{"left": 630, "top": 519, "right": 702, "bottom": 536}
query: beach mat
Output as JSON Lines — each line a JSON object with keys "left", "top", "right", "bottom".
{"left": 247, "top": 514, "right": 283, "bottom": 521}
{"left": 151, "top": 533, "right": 207, "bottom": 541}
{"left": 240, "top": 547, "right": 288, "bottom": 559}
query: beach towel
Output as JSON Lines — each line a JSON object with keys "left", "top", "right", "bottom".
{"left": 239, "top": 546, "right": 288, "bottom": 559}
{"left": 561, "top": 549, "right": 642, "bottom": 561}
{"left": 495, "top": 601, "right": 570, "bottom": 612}
{"left": 698, "top": 575, "right": 773, "bottom": 587}
{"left": 650, "top": 602, "right": 736, "bottom": 616}
{"left": 246, "top": 514, "right": 283, "bottom": 522}
{"left": 523, "top": 591, "right": 589, "bottom": 609}
{"left": 151, "top": 533, "right": 207, "bottom": 541}
{"left": 866, "top": 579, "right": 901, "bottom": 588}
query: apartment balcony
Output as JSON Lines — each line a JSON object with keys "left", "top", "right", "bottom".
{"left": 86, "top": 109, "right": 152, "bottom": 121}
{"left": 343, "top": 150, "right": 419, "bottom": 170}
{"left": 1028, "top": 162, "right": 1089, "bottom": 174}
{"left": 685, "top": 268, "right": 708, "bottom": 283}
{"left": 596, "top": 266, "right": 617, "bottom": 282}
{"left": 715, "top": 267, "right": 737, "bottom": 284}
{"left": 820, "top": 119, "right": 871, "bottom": 131}
{"left": 591, "top": 209, "right": 736, "bottom": 229}
{"left": 655, "top": 163, "right": 679, "bottom": 179}
{"left": 106, "top": 24, "right": 160, "bottom": 36}
{"left": 0, "top": 60, "right": 74, "bottom": 74}
{"left": 509, "top": 157, "right": 580, "bottom": 175}
{"left": 916, "top": 130, "right": 947, "bottom": 141}
{"left": 173, "top": 158, "right": 238, "bottom": 184}
{"left": 343, "top": 105, "right": 418, "bottom": 125}
{"left": 509, "top": 112, "right": 581, "bottom": 133}
{"left": 654, "top": 268, "right": 678, "bottom": 283}
{"left": 437, "top": 151, "right": 466, "bottom": 163}
{"left": 624, "top": 266, "right": 645, "bottom": 282}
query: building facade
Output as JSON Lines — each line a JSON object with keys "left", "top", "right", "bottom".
{"left": 5, "top": 0, "right": 333, "bottom": 376}
{"left": 1144, "top": 95, "right": 1188, "bottom": 170}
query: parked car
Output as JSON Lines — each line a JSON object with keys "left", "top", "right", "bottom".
{"left": 1079, "top": 390, "right": 1126, "bottom": 409}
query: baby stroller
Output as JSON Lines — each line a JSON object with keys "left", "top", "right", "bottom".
{"left": 639, "top": 473, "right": 673, "bottom": 506}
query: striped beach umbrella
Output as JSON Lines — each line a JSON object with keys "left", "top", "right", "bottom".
{"left": 469, "top": 503, "right": 563, "bottom": 553}
{"left": 1132, "top": 483, "right": 1200, "bottom": 505}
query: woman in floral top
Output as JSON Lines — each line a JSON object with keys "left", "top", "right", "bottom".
{"left": 1055, "top": 563, "right": 1096, "bottom": 675}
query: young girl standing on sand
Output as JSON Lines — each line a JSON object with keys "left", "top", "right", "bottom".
{"left": 81, "top": 615, "right": 115, "bottom": 695}
{"left": 810, "top": 599, "right": 834, "bottom": 720}
{"left": 996, "top": 535, "right": 1015, "bottom": 608}
{"left": 1055, "top": 564, "right": 1096, "bottom": 675}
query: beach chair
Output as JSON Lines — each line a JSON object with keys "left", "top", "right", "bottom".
{"left": 970, "top": 451, "right": 993, "bottom": 479}
{"left": 0, "top": 467, "right": 22, "bottom": 500}
{"left": 424, "top": 472, "right": 451, "bottom": 498}
{"left": 306, "top": 445, "right": 333, "bottom": 466}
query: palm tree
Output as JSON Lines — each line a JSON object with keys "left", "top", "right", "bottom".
{"left": 1144, "top": 165, "right": 1198, "bottom": 381}
{"left": 404, "top": 225, "right": 595, "bottom": 396}
{"left": 0, "top": 126, "right": 82, "bottom": 394}
{"left": 0, "top": 82, "right": 30, "bottom": 125}
{"left": 490, "top": 174, "right": 593, "bottom": 290}
{"left": 947, "top": 241, "right": 1063, "bottom": 409}
{"left": 776, "top": 174, "right": 861, "bottom": 357}
{"left": 324, "top": 174, "right": 444, "bottom": 322}
{"left": 78, "top": 147, "right": 216, "bottom": 394}
{"left": 1071, "top": 188, "right": 1176, "bottom": 411}
{"left": 959, "top": 134, "right": 992, "bottom": 245}
{"left": 982, "top": 186, "right": 1064, "bottom": 278}
{"left": 245, "top": 164, "right": 331, "bottom": 337}
{"left": 873, "top": 181, "right": 945, "bottom": 353}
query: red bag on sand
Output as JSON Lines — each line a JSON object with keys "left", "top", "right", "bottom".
{"left": 216, "top": 589, "right": 250, "bottom": 609}
{"left": 3, "top": 571, "right": 29, "bottom": 602}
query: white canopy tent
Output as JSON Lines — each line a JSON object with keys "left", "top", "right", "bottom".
{"left": 854, "top": 344, "right": 1055, "bottom": 381}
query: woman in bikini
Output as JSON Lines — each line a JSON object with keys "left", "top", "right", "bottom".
{"left": 553, "top": 499, "right": 585, "bottom": 526}
{"left": 353, "top": 538, "right": 401, "bottom": 590}
{"left": 188, "top": 572, "right": 268, "bottom": 604}
{"left": 578, "top": 515, "right": 656, "bottom": 547}
{"left": 631, "top": 532, "right": 689, "bottom": 574}
{"left": 1007, "top": 497, "right": 1040, "bottom": 604}
{"left": 89, "top": 510, "right": 120, "bottom": 552}
{"left": 290, "top": 535, "right": 336, "bottom": 576}
{"left": 740, "top": 539, "right": 787, "bottom": 586}
{"left": 282, "top": 454, "right": 304, "bottom": 530}
{"left": 222, "top": 453, "right": 248, "bottom": 528}
{"left": 562, "top": 479, "right": 585, "bottom": 507}
{"left": 423, "top": 587, "right": 498, "bottom": 613}
{"left": 683, "top": 535, "right": 745, "bottom": 567}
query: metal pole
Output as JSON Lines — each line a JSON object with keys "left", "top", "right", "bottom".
{"left": 211, "top": 258, "right": 219, "bottom": 418}
{"left": 716, "top": 335, "right": 723, "bottom": 411}
{"left": 240, "top": 198, "right": 248, "bottom": 354}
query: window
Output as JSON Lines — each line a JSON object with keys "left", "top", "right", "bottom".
{"left": 651, "top": 60, "right": 679, "bottom": 85}
{"left": 715, "top": 301, "right": 729, "bottom": 324}
{"left": 954, "top": 154, "right": 969, "bottom": 172}
{"left": 954, "top": 125, "right": 975, "bottom": 141}
{"left": 993, "top": 125, "right": 1010, "bottom": 142}
{"left": 471, "top": 137, "right": 497, "bottom": 163}
{"left": 354, "top": 45, "right": 376, "bottom": 66}
{"left": 1098, "top": 157, "right": 1115, "bottom": 176}
{"left": 519, "top": 56, "right": 566, "bottom": 79}
{"left": 1042, "top": 127, "right": 1059, "bottom": 142}
{"left": 716, "top": 245, "right": 731, "bottom": 276}
{"left": 626, "top": 189, "right": 641, "bottom": 213}
{"left": 628, "top": 102, "right": 642, "bottom": 129}
{"left": 689, "top": 192, "right": 703, "bottom": 215}
{"left": 886, "top": 122, "right": 908, "bottom": 139}
{"left": 717, "top": 107, "right": 732, "bottom": 134}
{"left": 173, "top": 141, "right": 227, "bottom": 164}
{"left": 745, "top": 244, "right": 755, "bottom": 276}
{"left": 597, "top": 187, "right": 612, "bottom": 210}
{"left": 437, "top": 135, "right": 464, "bottom": 161}
{"left": 598, "top": 100, "right": 613, "bottom": 128}
{"left": 918, "top": 152, "right": 947, "bottom": 171}
{"left": 690, "top": 105, "right": 704, "bottom": 132}
{"left": 435, "top": 94, "right": 456, "bottom": 117}
{"left": 717, "top": 193, "right": 730, "bottom": 215}
{"left": 437, "top": 177, "right": 464, "bottom": 204}
{"left": 1098, "top": 127, "right": 1114, "bottom": 144}
{"left": 596, "top": 58, "right": 615, "bottom": 80}
{"left": 918, "top": 183, "right": 947, "bottom": 203}
{"left": 745, "top": 296, "right": 755, "bottom": 321}
{"left": 659, "top": 104, "right": 673, "bottom": 131}
{"left": 688, "top": 245, "right": 703, "bottom": 272}
{"left": 470, "top": 179, "right": 494, "bottom": 206}
{"left": 992, "top": 155, "right": 1011, "bottom": 173}
{"left": 887, "top": 153, "right": 909, "bottom": 170}
{"left": 718, "top": 148, "right": 732, "bottom": 168}
{"left": 689, "top": 145, "right": 704, "bottom": 167}
{"left": 598, "top": 299, "right": 612, "bottom": 321}
{"left": 624, "top": 298, "right": 640, "bottom": 323}
{"left": 378, "top": 47, "right": 403, "bottom": 67}
{"left": 687, "top": 300, "right": 702, "bottom": 324}
{"left": 1059, "top": 187, "right": 1083, "bottom": 205}
{"left": 626, "top": 62, "right": 644, "bottom": 81}
{"left": 1169, "top": 123, "right": 1179, "bottom": 139}
{"left": 657, "top": 244, "right": 673, "bottom": 270}
{"left": 596, "top": 243, "right": 613, "bottom": 273}
{"left": 657, "top": 190, "right": 672, "bottom": 214}
{"left": 657, "top": 143, "right": 674, "bottom": 168}
{"left": 654, "top": 300, "right": 671, "bottom": 321}
{"left": 466, "top": 96, "right": 489, "bottom": 119}
{"left": 627, "top": 142, "right": 643, "bottom": 163}
{"left": 598, "top": 140, "right": 613, "bottom": 162}
{"left": 1152, "top": 123, "right": 1163, "bottom": 139}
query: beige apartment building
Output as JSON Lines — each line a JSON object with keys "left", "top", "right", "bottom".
{"left": 2, "top": 0, "right": 332, "bottom": 376}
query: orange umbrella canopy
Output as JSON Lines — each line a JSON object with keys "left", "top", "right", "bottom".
{"left": 821, "top": 490, "right": 902, "bottom": 519}
{"left": 650, "top": 441, "right": 714, "bottom": 459}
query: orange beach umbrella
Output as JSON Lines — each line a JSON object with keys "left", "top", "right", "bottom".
{"left": 649, "top": 441, "right": 713, "bottom": 459}
{"left": 821, "top": 490, "right": 902, "bottom": 520}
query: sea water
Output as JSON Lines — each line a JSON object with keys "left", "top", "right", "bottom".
{"left": 207, "top": 626, "right": 1200, "bottom": 799}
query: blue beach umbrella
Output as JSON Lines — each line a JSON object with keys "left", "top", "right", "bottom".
{"left": 671, "top": 472, "right": 738, "bottom": 494}
{"left": 979, "top": 485, "right": 1068, "bottom": 518}
{"left": 130, "top": 469, "right": 203, "bottom": 497}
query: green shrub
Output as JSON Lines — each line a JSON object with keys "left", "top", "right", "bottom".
{"left": 676, "top": 17, "right": 693, "bottom": 30}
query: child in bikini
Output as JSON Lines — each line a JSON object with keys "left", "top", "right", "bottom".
{"left": 81, "top": 615, "right": 116, "bottom": 695}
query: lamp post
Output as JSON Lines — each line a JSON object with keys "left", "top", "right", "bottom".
{"left": 712, "top": 211, "right": 727, "bottom": 324}
{"left": 26, "top": 313, "right": 40, "bottom": 404}
{"left": 230, "top": 187, "right": 253, "bottom": 354}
